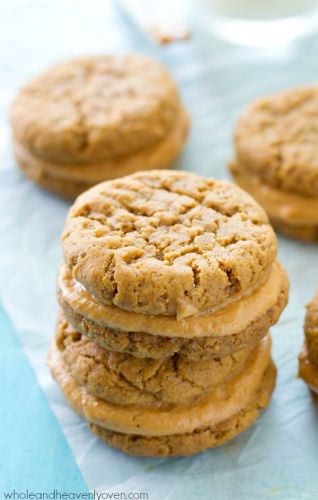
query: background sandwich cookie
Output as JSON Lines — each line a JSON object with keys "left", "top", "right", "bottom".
{"left": 10, "top": 55, "right": 189, "bottom": 198}
{"left": 299, "top": 291, "right": 318, "bottom": 394}
{"left": 48, "top": 334, "right": 276, "bottom": 457}
{"left": 230, "top": 86, "right": 318, "bottom": 241}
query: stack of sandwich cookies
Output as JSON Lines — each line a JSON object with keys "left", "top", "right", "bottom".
{"left": 299, "top": 291, "right": 318, "bottom": 394}
{"left": 10, "top": 55, "right": 189, "bottom": 199}
{"left": 48, "top": 170, "right": 289, "bottom": 456}
{"left": 229, "top": 86, "right": 318, "bottom": 242}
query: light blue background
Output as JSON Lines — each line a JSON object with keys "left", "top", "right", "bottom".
{"left": 0, "top": 308, "right": 88, "bottom": 492}
{"left": 1, "top": 0, "right": 318, "bottom": 498}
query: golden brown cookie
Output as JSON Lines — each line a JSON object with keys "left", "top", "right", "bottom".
{"left": 10, "top": 55, "right": 189, "bottom": 199}
{"left": 57, "top": 259, "right": 289, "bottom": 359}
{"left": 47, "top": 334, "right": 276, "bottom": 457}
{"left": 62, "top": 170, "right": 277, "bottom": 318}
{"left": 56, "top": 310, "right": 255, "bottom": 406}
{"left": 230, "top": 86, "right": 318, "bottom": 242}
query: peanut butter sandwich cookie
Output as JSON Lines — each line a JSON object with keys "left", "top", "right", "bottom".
{"left": 229, "top": 86, "right": 318, "bottom": 241}
{"left": 299, "top": 291, "right": 318, "bottom": 395}
{"left": 48, "top": 169, "right": 288, "bottom": 457}
{"left": 48, "top": 333, "right": 276, "bottom": 457}
{"left": 59, "top": 170, "right": 288, "bottom": 360}
{"left": 10, "top": 55, "right": 189, "bottom": 199}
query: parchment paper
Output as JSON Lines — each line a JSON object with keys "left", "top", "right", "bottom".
{"left": 1, "top": 1, "right": 318, "bottom": 498}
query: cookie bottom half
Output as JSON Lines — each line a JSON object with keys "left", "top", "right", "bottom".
{"left": 17, "top": 160, "right": 92, "bottom": 199}
{"left": 270, "top": 217, "right": 318, "bottom": 243}
{"left": 14, "top": 109, "right": 189, "bottom": 200}
{"left": 88, "top": 360, "right": 276, "bottom": 457}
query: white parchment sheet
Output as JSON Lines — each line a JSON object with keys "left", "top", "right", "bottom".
{"left": 1, "top": 1, "right": 318, "bottom": 498}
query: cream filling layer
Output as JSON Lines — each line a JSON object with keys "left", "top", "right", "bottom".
{"left": 58, "top": 260, "right": 285, "bottom": 338}
{"left": 14, "top": 108, "right": 189, "bottom": 184}
{"left": 48, "top": 334, "right": 271, "bottom": 437}
{"left": 232, "top": 165, "right": 318, "bottom": 226}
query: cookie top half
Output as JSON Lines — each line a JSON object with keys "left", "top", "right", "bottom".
{"left": 62, "top": 170, "right": 277, "bottom": 318}
{"left": 10, "top": 55, "right": 181, "bottom": 164}
{"left": 234, "top": 86, "right": 318, "bottom": 198}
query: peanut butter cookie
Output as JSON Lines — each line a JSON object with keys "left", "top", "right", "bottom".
{"left": 230, "top": 86, "right": 318, "bottom": 241}
{"left": 10, "top": 55, "right": 189, "bottom": 198}
{"left": 62, "top": 170, "right": 277, "bottom": 318}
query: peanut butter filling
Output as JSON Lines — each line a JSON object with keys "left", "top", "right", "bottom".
{"left": 232, "top": 165, "right": 318, "bottom": 225}
{"left": 58, "top": 260, "right": 285, "bottom": 338}
{"left": 48, "top": 334, "right": 272, "bottom": 437}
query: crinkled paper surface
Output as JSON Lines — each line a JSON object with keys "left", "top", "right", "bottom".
{"left": 1, "top": 0, "right": 318, "bottom": 498}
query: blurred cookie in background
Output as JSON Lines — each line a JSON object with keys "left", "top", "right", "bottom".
{"left": 10, "top": 55, "right": 189, "bottom": 199}
{"left": 229, "top": 86, "right": 318, "bottom": 242}
{"left": 299, "top": 291, "right": 318, "bottom": 395}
